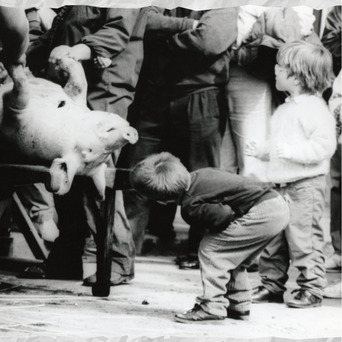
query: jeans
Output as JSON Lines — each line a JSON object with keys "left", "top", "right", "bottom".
{"left": 197, "top": 194, "right": 289, "bottom": 316}
{"left": 259, "top": 175, "right": 328, "bottom": 298}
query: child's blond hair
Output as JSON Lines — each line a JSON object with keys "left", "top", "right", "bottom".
{"left": 277, "top": 40, "right": 335, "bottom": 93}
{"left": 130, "top": 152, "right": 191, "bottom": 202}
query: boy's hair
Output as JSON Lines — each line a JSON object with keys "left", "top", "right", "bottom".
{"left": 277, "top": 40, "right": 335, "bottom": 93}
{"left": 130, "top": 152, "right": 191, "bottom": 202}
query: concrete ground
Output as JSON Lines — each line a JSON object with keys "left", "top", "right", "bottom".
{"left": 0, "top": 208, "right": 341, "bottom": 341}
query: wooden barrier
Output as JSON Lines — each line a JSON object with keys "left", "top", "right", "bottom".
{"left": 0, "top": 164, "right": 131, "bottom": 297}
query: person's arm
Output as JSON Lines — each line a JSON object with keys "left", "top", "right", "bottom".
{"left": 145, "top": 7, "right": 195, "bottom": 38}
{"left": 0, "top": 7, "right": 29, "bottom": 67}
{"left": 48, "top": 8, "right": 142, "bottom": 69}
{"left": 79, "top": 8, "right": 141, "bottom": 59}
{"left": 168, "top": 8, "right": 238, "bottom": 57}
{"left": 276, "top": 112, "right": 337, "bottom": 164}
{"left": 26, "top": 23, "right": 54, "bottom": 74}
{"left": 181, "top": 199, "right": 235, "bottom": 232}
{"left": 321, "top": 6, "right": 342, "bottom": 58}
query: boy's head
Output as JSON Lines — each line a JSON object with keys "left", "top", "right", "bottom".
{"left": 130, "top": 152, "right": 191, "bottom": 202}
{"left": 275, "top": 41, "right": 335, "bottom": 94}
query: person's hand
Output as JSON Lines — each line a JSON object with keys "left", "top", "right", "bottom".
{"left": 49, "top": 45, "right": 72, "bottom": 65}
{"left": 245, "top": 140, "right": 258, "bottom": 157}
{"left": 192, "top": 20, "right": 199, "bottom": 29}
{"left": 93, "top": 56, "right": 111, "bottom": 69}
{"left": 276, "top": 143, "right": 292, "bottom": 159}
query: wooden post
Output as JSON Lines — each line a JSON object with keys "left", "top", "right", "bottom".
{"left": 92, "top": 186, "right": 115, "bottom": 297}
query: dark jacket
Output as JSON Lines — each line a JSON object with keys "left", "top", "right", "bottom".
{"left": 26, "top": 6, "right": 148, "bottom": 116}
{"left": 142, "top": 7, "right": 238, "bottom": 95}
{"left": 180, "top": 168, "right": 276, "bottom": 232}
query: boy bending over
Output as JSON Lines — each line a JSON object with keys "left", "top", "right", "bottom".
{"left": 130, "top": 152, "right": 289, "bottom": 323}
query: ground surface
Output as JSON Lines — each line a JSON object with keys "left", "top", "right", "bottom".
{"left": 0, "top": 209, "right": 341, "bottom": 341}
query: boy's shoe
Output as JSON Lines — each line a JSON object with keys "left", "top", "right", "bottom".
{"left": 325, "top": 253, "right": 342, "bottom": 273}
{"left": 175, "top": 254, "right": 191, "bottom": 265}
{"left": 252, "top": 286, "right": 284, "bottom": 303}
{"left": 323, "top": 281, "right": 342, "bottom": 299}
{"left": 227, "top": 309, "right": 250, "bottom": 321}
{"left": 286, "top": 290, "right": 322, "bottom": 308}
{"left": 174, "top": 304, "right": 225, "bottom": 324}
{"left": 18, "top": 265, "right": 46, "bottom": 279}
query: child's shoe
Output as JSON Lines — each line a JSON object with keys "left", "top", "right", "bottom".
{"left": 325, "top": 253, "right": 342, "bottom": 273}
{"left": 252, "top": 285, "right": 284, "bottom": 303}
{"left": 227, "top": 309, "right": 250, "bottom": 321}
{"left": 286, "top": 289, "right": 322, "bottom": 308}
{"left": 323, "top": 280, "right": 342, "bottom": 299}
{"left": 174, "top": 304, "right": 225, "bottom": 324}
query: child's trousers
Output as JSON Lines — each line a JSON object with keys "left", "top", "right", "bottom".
{"left": 259, "top": 175, "right": 328, "bottom": 299}
{"left": 197, "top": 194, "right": 289, "bottom": 317}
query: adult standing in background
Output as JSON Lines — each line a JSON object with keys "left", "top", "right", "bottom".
{"left": 121, "top": 7, "right": 238, "bottom": 265}
{"left": 321, "top": 5, "right": 341, "bottom": 274}
{"left": 24, "top": 6, "right": 148, "bottom": 285}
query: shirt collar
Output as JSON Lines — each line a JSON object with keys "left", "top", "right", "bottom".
{"left": 285, "top": 93, "right": 314, "bottom": 104}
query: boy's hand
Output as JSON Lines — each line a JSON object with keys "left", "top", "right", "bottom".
{"left": 245, "top": 140, "right": 258, "bottom": 157}
{"left": 276, "top": 143, "right": 292, "bottom": 159}
{"left": 93, "top": 56, "right": 112, "bottom": 69}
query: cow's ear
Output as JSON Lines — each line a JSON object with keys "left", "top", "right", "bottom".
{"left": 48, "top": 156, "right": 78, "bottom": 195}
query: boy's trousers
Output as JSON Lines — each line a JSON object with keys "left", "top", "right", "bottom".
{"left": 259, "top": 175, "right": 328, "bottom": 299}
{"left": 198, "top": 194, "right": 289, "bottom": 317}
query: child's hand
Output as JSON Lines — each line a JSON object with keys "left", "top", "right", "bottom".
{"left": 245, "top": 140, "right": 258, "bottom": 157}
{"left": 276, "top": 143, "right": 292, "bottom": 159}
{"left": 94, "top": 56, "right": 112, "bottom": 69}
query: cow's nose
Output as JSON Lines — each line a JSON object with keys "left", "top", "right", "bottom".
{"left": 123, "top": 127, "right": 138, "bottom": 144}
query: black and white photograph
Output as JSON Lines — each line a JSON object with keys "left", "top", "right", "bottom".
{"left": 0, "top": 0, "right": 341, "bottom": 340}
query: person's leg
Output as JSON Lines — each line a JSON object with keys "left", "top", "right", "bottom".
{"left": 16, "top": 183, "right": 59, "bottom": 242}
{"left": 45, "top": 180, "right": 89, "bottom": 280}
{"left": 326, "top": 142, "right": 341, "bottom": 270}
{"left": 82, "top": 188, "right": 135, "bottom": 284}
{"left": 226, "top": 64, "right": 273, "bottom": 181}
{"left": 285, "top": 176, "right": 327, "bottom": 307}
{"left": 256, "top": 229, "right": 290, "bottom": 295}
{"left": 175, "top": 195, "right": 289, "bottom": 322}
{"left": 123, "top": 91, "right": 168, "bottom": 254}
{"left": 83, "top": 95, "right": 136, "bottom": 282}
{"left": 220, "top": 117, "right": 238, "bottom": 173}
{"left": 168, "top": 87, "right": 227, "bottom": 266}
{"left": 225, "top": 267, "right": 251, "bottom": 320}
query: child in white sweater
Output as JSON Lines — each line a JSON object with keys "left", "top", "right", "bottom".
{"left": 245, "top": 40, "right": 336, "bottom": 308}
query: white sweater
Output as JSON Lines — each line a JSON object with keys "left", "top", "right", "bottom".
{"left": 260, "top": 94, "right": 337, "bottom": 183}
